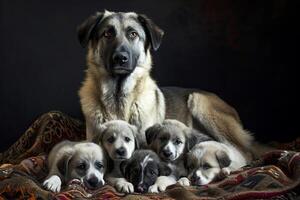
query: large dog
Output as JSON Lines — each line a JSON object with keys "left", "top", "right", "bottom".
{"left": 78, "top": 10, "right": 254, "bottom": 157}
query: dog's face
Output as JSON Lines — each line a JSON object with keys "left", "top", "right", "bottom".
{"left": 146, "top": 120, "right": 211, "bottom": 162}
{"left": 186, "top": 142, "right": 231, "bottom": 185}
{"left": 120, "top": 150, "right": 171, "bottom": 193}
{"left": 77, "top": 10, "right": 164, "bottom": 76}
{"left": 57, "top": 143, "right": 106, "bottom": 190}
{"left": 93, "top": 120, "right": 138, "bottom": 161}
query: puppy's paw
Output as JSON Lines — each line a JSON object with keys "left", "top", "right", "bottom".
{"left": 116, "top": 180, "right": 134, "bottom": 193}
{"left": 148, "top": 184, "right": 159, "bottom": 193}
{"left": 43, "top": 175, "right": 62, "bottom": 193}
{"left": 221, "top": 167, "right": 231, "bottom": 176}
{"left": 177, "top": 177, "right": 190, "bottom": 186}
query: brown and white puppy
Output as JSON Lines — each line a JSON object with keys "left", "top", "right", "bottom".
{"left": 186, "top": 141, "right": 247, "bottom": 185}
{"left": 145, "top": 119, "right": 212, "bottom": 192}
{"left": 120, "top": 149, "right": 171, "bottom": 193}
{"left": 78, "top": 10, "right": 255, "bottom": 161}
{"left": 43, "top": 140, "right": 106, "bottom": 193}
{"left": 92, "top": 120, "right": 139, "bottom": 193}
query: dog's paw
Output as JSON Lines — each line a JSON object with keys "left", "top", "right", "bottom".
{"left": 148, "top": 184, "right": 159, "bottom": 193}
{"left": 221, "top": 167, "right": 231, "bottom": 176}
{"left": 43, "top": 175, "right": 62, "bottom": 193}
{"left": 177, "top": 177, "right": 190, "bottom": 186}
{"left": 115, "top": 180, "right": 134, "bottom": 193}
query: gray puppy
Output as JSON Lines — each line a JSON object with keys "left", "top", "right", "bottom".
{"left": 146, "top": 119, "right": 211, "bottom": 192}
{"left": 43, "top": 140, "right": 106, "bottom": 192}
{"left": 92, "top": 120, "right": 140, "bottom": 193}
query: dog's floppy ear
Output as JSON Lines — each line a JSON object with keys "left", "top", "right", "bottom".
{"left": 145, "top": 124, "right": 161, "bottom": 145}
{"left": 57, "top": 153, "right": 73, "bottom": 177}
{"left": 158, "top": 162, "right": 172, "bottom": 176}
{"left": 216, "top": 150, "right": 231, "bottom": 168}
{"left": 91, "top": 124, "right": 107, "bottom": 144}
{"left": 138, "top": 14, "right": 164, "bottom": 51}
{"left": 186, "top": 129, "right": 212, "bottom": 151}
{"left": 77, "top": 12, "right": 104, "bottom": 48}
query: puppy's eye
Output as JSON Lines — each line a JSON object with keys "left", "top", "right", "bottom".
{"left": 202, "top": 163, "right": 211, "bottom": 170}
{"left": 77, "top": 163, "right": 86, "bottom": 170}
{"left": 149, "top": 169, "right": 156, "bottom": 176}
{"left": 129, "top": 31, "right": 138, "bottom": 39}
{"left": 174, "top": 139, "right": 183, "bottom": 145}
{"left": 107, "top": 136, "right": 115, "bottom": 143}
{"left": 124, "top": 137, "right": 131, "bottom": 142}
{"left": 95, "top": 161, "right": 103, "bottom": 169}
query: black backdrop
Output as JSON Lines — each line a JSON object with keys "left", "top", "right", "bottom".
{"left": 0, "top": 0, "right": 298, "bottom": 152}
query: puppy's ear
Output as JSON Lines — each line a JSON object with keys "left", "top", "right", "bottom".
{"left": 186, "top": 129, "right": 212, "bottom": 151}
{"left": 91, "top": 125, "right": 107, "bottom": 144}
{"left": 57, "top": 153, "right": 73, "bottom": 176}
{"left": 129, "top": 124, "right": 140, "bottom": 149}
{"left": 158, "top": 162, "right": 172, "bottom": 176}
{"left": 77, "top": 12, "right": 104, "bottom": 48}
{"left": 216, "top": 150, "right": 231, "bottom": 168}
{"left": 145, "top": 124, "right": 161, "bottom": 145}
{"left": 138, "top": 14, "right": 164, "bottom": 51}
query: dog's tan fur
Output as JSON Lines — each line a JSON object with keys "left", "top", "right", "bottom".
{"left": 78, "top": 11, "right": 254, "bottom": 157}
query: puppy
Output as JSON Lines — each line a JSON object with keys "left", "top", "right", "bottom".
{"left": 120, "top": 149, "right": 171, "bottom": 193}
{"left": 92, "top": 120, "right": 139, "bottom": 193}
{"left": 145, "top": 119, "right": 212, "bottom": 192}
{"left": 186, "top": 141, "right": 247, "bottom": 185}
{"left": 43, "top": 140, "right": 106, "bottom": 192}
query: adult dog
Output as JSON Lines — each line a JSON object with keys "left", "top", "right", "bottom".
{"left": 78, "top": 10, "right": 253, "bottom": 156}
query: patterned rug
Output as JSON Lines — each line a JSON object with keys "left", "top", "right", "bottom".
{"left": 0, "top": 111, "right": 299, "bottom": 200}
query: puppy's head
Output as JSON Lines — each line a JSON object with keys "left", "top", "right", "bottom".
{"left": 93, "top": 120, "right": 139, "bottom": 161}
{"left": 186, "top": 141, "right": 231, "bottom": 185}
{"left": 77, "top": 10, "right": 164, "bottom": 76}
{"left": 57, "top": 142, "right": 106, "bottom": 190}
{"left": 120, "top": 150, "right": 171, "bottom": 193}
{"left": 146, "top": 120, "right": 211, "bottom": 161}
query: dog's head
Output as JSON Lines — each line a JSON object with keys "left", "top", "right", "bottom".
{"left": 77, "top": 10, "right": 164, "bottom": 76}
{"left": 120, "top": 150, "right": 171, "bottom": 193}
{"left": 57, "top": 142, "right": 106, "bottom": 190}
{"left": 93, "top": 120, "right": 139, "bottom": 161}
{"left": 146, "top": 119, "right": 211, "bottom": 161}
{"left": 186, "top": 141, "right": 231, "bottom": 185}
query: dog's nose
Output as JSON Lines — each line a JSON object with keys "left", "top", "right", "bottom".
{"left": 191, "top": 173, "right": 201, "bottom": 185}
{"left": 113, "top": 52, "right": 129, "bottom": 65}
{"left": 116, "top": 147, "right": 126, "bottom": 156}
{"left": 137, "top": 185, "right": 144, "bottom": 193}
{"left": 163, "top": 150, "right": 172, "bottom": 158}
{"left": 87, "top": 176, "right": 99, "bottom": 188}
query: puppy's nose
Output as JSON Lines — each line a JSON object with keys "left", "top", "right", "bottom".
{"left": 116, "top": 147, "right": 126, "bottom": 156}
{"left": 87, "top": 176, "right": 99, "bottom": 188}
{"left": 191, "top": 173, "right": 201, "bottom": 185}
{"left": 137, "top": 185, "right": 144, "bottom": 193}
{"left": 163, "top": 150, "right": 172, "bottom": 158}
{"left": 113, "top": 52, "right": 129, "bottom": 65}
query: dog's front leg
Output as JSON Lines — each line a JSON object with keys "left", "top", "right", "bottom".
{"left": 107, "top": 177, "right": 134, "bottom": 193}
{"left": 148, "top": 176, "right": 176, "bottom": 193}
{"left": 177, "top": 177, "right": 190, "bottom": 186}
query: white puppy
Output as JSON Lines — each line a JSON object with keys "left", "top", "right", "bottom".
{"left": 186, "top": 141, "right": 247, "bottom": 185}
{"left": 43, "top": 140, "right": 106, "bottom": 192}
{"left": 92, "top": 120, "right": 139, "bottom": 193}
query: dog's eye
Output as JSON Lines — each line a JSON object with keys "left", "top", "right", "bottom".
{"left": 124, "top": 137, "right": 131, "bottom": 142}
{"left": 107, "top": 136, "right": 115, "bottom": 143}
{"left": 202, "top": 163, "right": 211, "bottom": 170}
{"left": 174, "top": 139, "right": 183, "bottom": 145}
{"left": 103, "top": 28, "right": 114, "bottom": 39}
{"left": 95, "top": 161, "right": 103, "bottom": 169}
{"left": 149, "top": 169, "right": 156, "bottom": 176}
{"left": 129, "top": 31, "right": 138, "bottom": 39}
{"left": 77, "top": 163, "right": 86, "bottom": 170}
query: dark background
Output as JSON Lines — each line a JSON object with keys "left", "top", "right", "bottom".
{"left": 0, "top": 0, "right": 298, "bottom": 152}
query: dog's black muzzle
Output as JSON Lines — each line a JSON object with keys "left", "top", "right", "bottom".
{"left": 110, "top": 45, "right": 135, "bottom": 75}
